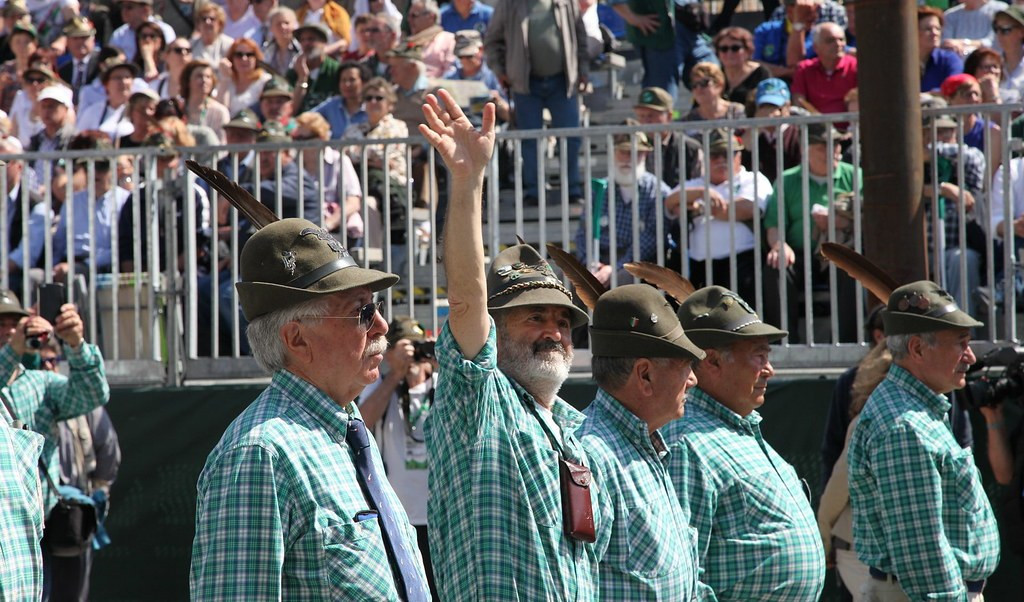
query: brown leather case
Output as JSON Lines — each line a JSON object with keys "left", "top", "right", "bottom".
{"left": 559, "top": 458, "right": 596, "bottom": 543}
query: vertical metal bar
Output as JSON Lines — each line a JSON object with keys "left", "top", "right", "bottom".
{"left": 607, "top": 134, "right": 618, "bottom": 288}
{"left": 86, "top": 161, "right": 97, "bottom": 345}
{"left": 514, "top": 138, "right": 524, "bottom": 239}
{"left": 751, "top": 125, "right": 763, "bottom": 314}
{"left": 132, "top": 154, "right": 143, "bottom": 359}
{"left": 800, "top": 125, "right": 813, "bottom": 345}
{"left": 775, "top": 122, "right": 787, "bottom": 342}
{"left": 727, "top": 127, "right": 737, "bottom": 294}
{"left": 630, "top": 136, "right": 640, "bottom": 272}
{"left": 851, "top": 122, "right": 864, "bottom": 344}
{"left": 826, "top": 124, "right": 838, "bottom": 345}
{"left": 701, "top": 129, "right": 712, "bottom": 286}
{"left": 0, "top": 166, "right": 7, "bottom": 289}
{"left": 653, "top": 131, "right": 665, "bottom": 265}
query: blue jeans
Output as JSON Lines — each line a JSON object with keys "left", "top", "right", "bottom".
{"left": 676, "top": 21, "right": 717, "bottom": 88}
{"left": 945, "top": 246, "right": 981, "bottom": 317}
{"left": 512, "top": 73, "right": 582, "bottom": 199}
{"left": 639, "top": 44, "right": 679, "bottom": 100}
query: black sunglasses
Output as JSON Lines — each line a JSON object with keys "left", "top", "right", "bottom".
{"left": 717, "top": 44, "right": 744, "bottom": 53}
{"left": 169, "top": 46, "right": 191, "bottom": 54}
{"left": 692, "top": 79, "right": 714, "bottom": 89}
{"left": 233, "top": 52, "right": 256, "bottom": 59}
{"left": 364, "top": 94, "right": 386, "bottom": 102}
{"left": 303, "top": 301, "right": 382, "bottom": 330}
{"left": 25, "top": 76, "right": 48, "bottom": 84}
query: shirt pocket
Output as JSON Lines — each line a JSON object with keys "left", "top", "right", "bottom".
{"left": 513, "top": 430, "right": 561, "bottom": 528}
{"left": 739, "top": 470, "right": 795, "bottom": 534}
{"left": 944, "top": 447, "right": 987, "bottom": 515}
{"left": 621, "top": 503, "right": 685, "bottom": 579}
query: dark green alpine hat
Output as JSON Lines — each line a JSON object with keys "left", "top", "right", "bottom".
{"left": 486, "top": 244, "right": 589, "bottom": 328}
{"left": 882, "top": 280, "right": 982, "bottom": 335}
{"left": 677, "top": 285, "right": 787, "bottom": 349}
{"left": 236, "top": 218, "right": 398, "bottom": 320}
{"left": 590, "top": 284, "right": 705, "bottom": 360}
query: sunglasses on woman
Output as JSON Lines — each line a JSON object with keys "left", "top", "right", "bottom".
{"left": 692, "top": 79, "right": 714, "bottom": 89}
{"left": 233, "top": 52, "right": 256, "bottom": 59}
{"left": 364, "top": 94, "right": 386, "bottom": 102}
{"left": 717, "top": 44, "right": 744, "bottom": 53}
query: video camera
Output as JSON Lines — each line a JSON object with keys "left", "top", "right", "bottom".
{"left": 412, "top": 341, "right": 435, "bottom": 362}
{"left": 961, "top": 345, "right": 1024, "bottom": 409}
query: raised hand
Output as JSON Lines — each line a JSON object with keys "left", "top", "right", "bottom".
{"left": 419, "top": 89, "right": 495, "bottom": 183}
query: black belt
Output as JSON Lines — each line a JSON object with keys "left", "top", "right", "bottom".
{"left": 869, "top": 568, "right": 985, "bottom": 593}
{"left": 831, "top": 536, "right": 852, "bottom": 551}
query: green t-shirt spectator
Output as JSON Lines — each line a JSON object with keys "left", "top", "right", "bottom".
{"left": 764, "top": 162, "right": 860, "bottom": 250}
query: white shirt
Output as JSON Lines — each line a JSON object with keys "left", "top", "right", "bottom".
{"left": 991, "top": 157, "right": 1024, "bottom": 235}
{"left": 1000, "top": 56, "right": 1024, "bottom": 105}
{"left": 359, "top": 371, "right": 437, "bottom": 526}
{"left": 77, "top": 77, "right": 150, "bottom": 113}
{"left": 75, "top": 100, "right": 134, "bottom": 139}
{"left": 679, "top": 167, "right": 773, "bottom": 261}
{"left": 108, "top": 18, "right": 177, "bottom": 61}
{"left": 224, "top": 6, "right": 260, "bottom": 39}
{"left": 10, "top": 90, "right": 42, "bottom": 147}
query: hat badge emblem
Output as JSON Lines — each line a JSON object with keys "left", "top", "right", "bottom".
{"left": 281, "top": 250, "right": 296, "bottom": 275}
{"left": 897, "top": 292, "right": 931, "bottom": 312}
{"left": 299, "top": 227, "right": 347, "bottom": 257}
{"left": 650, "top": 313, "right": 658, "bottom": 324}
{"left": 629, "top": 317, "right": 639, "bottom": 328}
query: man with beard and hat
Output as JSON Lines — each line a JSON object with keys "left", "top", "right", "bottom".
{"left": 578, "top": 284, "right": 704, "bottom": 600}
{"left": 664, "top": 285, "right": 826, "bottom": 601}
{"left": 190, "top": 218, "right": 431, "bottom": 600}
{"left": 847, "top": 281, "right": 999, "bottom": 602}
{"left": 419, "top": 90, "right": 599, "bottom": 600}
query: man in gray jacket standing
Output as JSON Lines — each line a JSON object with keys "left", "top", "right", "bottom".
{"left": 484, "top": 0, "right": 588, "bottom": 204}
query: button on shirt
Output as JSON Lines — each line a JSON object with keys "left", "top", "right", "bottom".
{"left": 190, "top": 370, "right": 425, "bottom": 600}
{"left": 425, "top": 320, "right": 598, "bottom": 601}
{"left": 681, "top": 167, "right": 773, "bottom": 261}
{"left": 579, "top": 388, "right": 698, "bottom": 601}
{"left": 848, "top": 364, "right": 1000, "bottom": 601}
{"left": 662, "top": 387, "right": 826, "bottom": 601}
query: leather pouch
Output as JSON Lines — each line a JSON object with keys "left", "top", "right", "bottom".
{"left": 559, "top": 458, "right": 596, "bottom": 543}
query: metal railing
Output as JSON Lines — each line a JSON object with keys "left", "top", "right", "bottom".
{"left": 2, "top": 104, "right": 1021, "bottom": 383}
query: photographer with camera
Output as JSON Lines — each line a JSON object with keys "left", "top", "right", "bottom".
{"left": 0, "top": 289, "right": 110, "bottom": 601}
{"left": 357, "top": 315, "right": 438, "bottom": 596}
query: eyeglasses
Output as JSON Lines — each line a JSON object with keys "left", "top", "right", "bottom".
{"left": 301, "top": 300, "right": 383, "bottom": 330}
{"left": 40, "top": 356, "right": 62, "bottom": 369}
{"left": 717, "top": 44, "right": 744, "bottom": 53}
{"left": 233, "top": 52, "right": 256, "bottom": 59}
{"left": 140, "top": 32, "right": 161, "bottom": 39}
{"left": 24, "top": 77, "right": 48, "bottom": 84}
{"left": 363, "top": 27, "right": 381, "bottom": 34}
{"left": 364, "top": 94, "right": 386, "bottom": 102}
{"left": 692, "top": 79, "right": 714, "bottom": 89}
{"left": 994, "top": 24, "right": 1019, "bottom": 35}
{"left": 169, "top": 46, "right": 191, "bottom": 54}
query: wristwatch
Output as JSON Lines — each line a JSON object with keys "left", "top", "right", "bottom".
{"left": 792, "top": 22, "right": 806, "bottom": 32}
{"left": 299, "top": 81, "right": 309, "bottom": 90}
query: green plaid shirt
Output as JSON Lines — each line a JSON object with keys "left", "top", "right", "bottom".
{"left": 190, "top": 370, "right": 426, "bottom": 601}
{"left": 0, "top": 423, "right": 45, "bottom": 601}
{"left": 579, "top": 388, "right": 698, "bottom": 601}
{"left": 848, "top": 364, "right": 1000, "bottom": 600}
{"left": 0, "top": 342, "right": 109, "bottom": 515}
{"left": 662, "top": 387, "right": 825, "bottom": 601}
{"left": 425, "top": 320, "right": 599, "bottom": 601}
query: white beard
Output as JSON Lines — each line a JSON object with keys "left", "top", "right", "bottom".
{"left": 497, "top": 333, "right": 573, "bottom": 402}
{"left": 614, "top": 162, "right": 646, "bottom": 189}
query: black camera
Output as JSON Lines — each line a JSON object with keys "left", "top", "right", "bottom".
{"left": 961, "top": 345, "right": 1024, "bottom": 409}
{"left": 412, "top": 341, "right": 435, "bottom": 362}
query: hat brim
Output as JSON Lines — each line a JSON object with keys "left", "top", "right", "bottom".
{"left": 589, "top": 327, "right": 705, "bottom": 360}
{"left": 488, "top": 286, "right": 589, "bottom": 329}
{"left": 236, "top": 266, "right": 399, "bottom": 321}
{"left": 685, "top": 321, "right": 788, "bottom": 349}
{"left": 0, "top": 305, "right": 29, "bottom": 318}
{"left": 294, "top": 25, "right": 329, "bottom": 41}
{"left": 756, "top": 94, "right": 788, "bottom": 107}
{"left": 881, "top": 309, "right": 982, "bottom": 336}
{"left": 633, "top": 102, "right": 670, "bottom": 112}
{"left": 996, "top": 9, "right": 1024, "bottom": 28}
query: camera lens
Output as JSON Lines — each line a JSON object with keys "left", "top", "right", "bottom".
{"left": 27, "top": 335, "right": 42, "bottom": 350}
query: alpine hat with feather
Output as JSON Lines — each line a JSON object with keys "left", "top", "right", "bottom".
{"left": 236, "top": 218, "right": 398, "bottom": 320}
{"left": 882, "top": 280, "right": 982, "bottom": 335}
{"left": 677, "top": 286, "right": 787, "bottom": 349}
{"left": 590, "top": 284, "right": 705, "bottom": 360}
{"left": 487, "top": 244, "right": 589, "bottom": 328}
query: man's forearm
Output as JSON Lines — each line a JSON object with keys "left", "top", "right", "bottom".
{"left": 443, "top": 173, "right": 489, "bottom": 358}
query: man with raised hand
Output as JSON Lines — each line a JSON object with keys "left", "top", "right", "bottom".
{"left": 419, "top": 91, "right": 598, "bottom": 600}
{"left": 579, "top": 283, "right": 704, "bottom": 600}
{"left": 848, "top": 281, "right": 999, "bottom": 601}
{"left": 664, "top": 285, "right": 825, "bottom": 601}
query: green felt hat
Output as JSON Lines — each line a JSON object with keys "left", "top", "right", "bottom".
{"left": 0, "top": 290, "right": 29, "bottom": 317}
{"left": 590, "top": 284, "right": 705, "bottom": 360}
{"left": 677, "top": 285, "right": 787, "bottom": 348}
{"left": 236, "top": 218, "right": 398, "bottom": 320}
{"left": 486, "top": 244, "right": 589, "bottom": 329}
{"left": 882, "top": 280, "right": 982, "bottom": 335}
{"left": 225, "top": 108, "right": 261, "bottom": 132}
{"left": 386, "top": 315, "right": 427, "bottom": 345}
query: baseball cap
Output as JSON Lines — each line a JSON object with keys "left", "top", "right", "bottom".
{"left": 38, "top": 85, "right": 73, "bottom": 108}
{"left": 755, "top": 78, "right": 790, "bottom": 107}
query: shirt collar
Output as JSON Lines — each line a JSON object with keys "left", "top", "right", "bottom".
{"left": 272, "top": 369, "right": 353, "bottom": 434}
{"left": 689, "top": 386, "right": 762, "bottom": 431}
{"left": 885, "top": 363, "right": 952, "bottom": 417}
{"left": 592, "top": 387, "right": 666, "bottom": 457}
{"left": 508, "top": 375, "right": 585, "bottom": 433}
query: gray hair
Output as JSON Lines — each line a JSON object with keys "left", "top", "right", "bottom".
{"left": 412, "top": 0, "right": 441, "bottom": 19}
{"left": 246, "top": 296, "right": 330, "bottom": 373}
{"left": 375, "top": 13, "right": 402, "bottom": 35}
{"left": 811, "top": 21, "right": 840, "bottom": 46}
{"left": 268, "top": 6, "right": 297, "bottom": 24}
{"left": 692, "top": 345, "right": 733, "bottom": 372}
{"left": 886, "top": 331, "right": 940, "bottom": 361}
{"left": 591, "top": 356, "right": 678, "bottom": 391}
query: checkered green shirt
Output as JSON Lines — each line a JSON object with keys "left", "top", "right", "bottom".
{"left": 0, "top": 342, "right": 109, "bottom": 515}
{"left": 579, "top": 388, "right": 699, "bottom": 601}
{"left": 662, "top": 387, "right": 825, "bottom": 601}
{"left": 848, "top": 364, "right": 1000, "bottom": 600}
{"left": 190, "top": 369, "right": 426, "bottom": 601}
{"left": 425, "top": 320, "right": 599, "bottom": 601}
{"left": 0, "top": 423, "right": 45, "bottom": 601}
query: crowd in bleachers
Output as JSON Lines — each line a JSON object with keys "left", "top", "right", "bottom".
{"left": 1, "top": 0, "right": 1024, "bottom": 351}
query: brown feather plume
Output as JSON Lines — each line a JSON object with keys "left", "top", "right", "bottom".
{"left": 623, "top": 262, "right": 695, "bottom": 304}
{"left": 515, "top": 235, "right": 527, "bottom": 245}
{"left": 544, "top": 243, "right": 606, "bottom": 310}
{"left": 819, "top": 242, "right": 899, "bottom": 302}
{"left": 186, "top": 160, "right": 279, "bottom": 229}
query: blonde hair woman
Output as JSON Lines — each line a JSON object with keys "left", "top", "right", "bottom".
{"left": 216, "top": 39, "right": 272, "bottom": 115}
{"left": 191, "top": 3, "right": 235, "bottom": 67}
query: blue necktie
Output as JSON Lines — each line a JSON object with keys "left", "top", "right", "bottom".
{"left": 346, "top": 417, "right": 429, "bottom": 602}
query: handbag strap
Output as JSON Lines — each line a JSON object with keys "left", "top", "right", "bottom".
{"left": 523, "top": 396, "right": 574, "bottom": 462}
